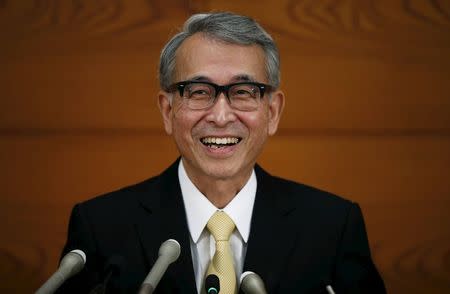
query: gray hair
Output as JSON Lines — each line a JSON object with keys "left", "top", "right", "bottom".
{"left": 159, "top": 12, "right": 280, "bottom": 90}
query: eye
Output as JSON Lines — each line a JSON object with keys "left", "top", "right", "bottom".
{"left": 191, "top": 89, "right": 209, "bottom": 95}
{"left": 230, "top": 84, "right": 258, "bottom": 98}
{"left": 186, "top": 84, "right": 213, "bottom": 99}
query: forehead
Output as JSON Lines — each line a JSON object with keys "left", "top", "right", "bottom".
{"left": 174, "top": 33, "right": 267, "bottom": 83}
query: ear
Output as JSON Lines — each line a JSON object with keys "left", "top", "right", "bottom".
{"left": 158, "top": 90, "right": 174, "bottom": 135}
{"left": 267, "top": 90, "right": 285, "bottom": 136}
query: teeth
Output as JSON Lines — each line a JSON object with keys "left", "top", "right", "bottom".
{"left": 201, "top": 137, "right": 240, "bottom": 145}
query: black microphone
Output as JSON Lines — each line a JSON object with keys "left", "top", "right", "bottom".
{"left": 138, "top": 239, "right": 181, "bottom": 294}
{"left": 35, "top": 249, "right": 86, "bottom": 294}
{"left": 89, "top": 255, "right": 124, "bottom": 294}
{"left": 240, "top": 271, "right": 267, "bottom": 294}
{"left": 205, "top": 274, "right": 220, "bottom": 294}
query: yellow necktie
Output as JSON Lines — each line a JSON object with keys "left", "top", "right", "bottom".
{"left": 205, "top": 211, "right": 237, "bottom": 294}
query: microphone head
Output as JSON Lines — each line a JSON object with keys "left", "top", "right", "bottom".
{"left": 70, "top": 249, "right": 87, "bottom": 264}
{"left": 35, "top": 250, "right": 86, "bottom": 294}
{"left": 158, "top": 239, "right": 181, "bottom": 263}
{"left": 59, "top": 249, "right": 87, "bottom": 278}
{"left": 240, "top": 271, "right": 267, "bottom": 294}
{"left": 205, "top": 274, "right": 220, "bottom": 294}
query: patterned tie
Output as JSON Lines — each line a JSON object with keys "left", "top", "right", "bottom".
{"left": 205, "top": 211, "right": 237, "bottom": 294}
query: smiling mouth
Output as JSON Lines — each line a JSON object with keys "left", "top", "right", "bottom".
{"left": 200, "top": 137, "right": 242, "bottom": 149}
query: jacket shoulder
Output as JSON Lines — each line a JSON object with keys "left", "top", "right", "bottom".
{"left": 79, "top": 159, "right": 180, "bottom": 212}
{"left": 79, "top": 175, "right": 159, "bottom": 210}
{"left": 255, "top": 165, "right": 356, "bottom": 221}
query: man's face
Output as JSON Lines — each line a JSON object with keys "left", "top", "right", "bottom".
{"left": 159, "top": 33, "right": 284, "bottom": 183}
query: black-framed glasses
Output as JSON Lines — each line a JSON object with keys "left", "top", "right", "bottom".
{"left": 167, "top": 80, "right": 273, "bottom": 111}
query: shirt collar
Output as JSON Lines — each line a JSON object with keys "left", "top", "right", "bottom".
{"left": 178, "top": 159, "right": 257, "bottom": 243}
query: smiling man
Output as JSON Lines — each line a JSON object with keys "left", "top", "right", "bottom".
{"left": 56, "top": 12, "right": 385, "bottom": 293}
{"left": 158, "top": 32, "right": 283, "bottom": 210}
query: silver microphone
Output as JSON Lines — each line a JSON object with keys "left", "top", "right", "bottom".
{"left": 138, "top": 239, "right": 181, "bottom": 294}
{"left": 35, "top": 249, "right": 86, "bottom": 294}
{"left": 240, "top": 271, "right": 267, "bottom": 294}
{"left": 326, "top": 285, "right": 336, "bottom": 294}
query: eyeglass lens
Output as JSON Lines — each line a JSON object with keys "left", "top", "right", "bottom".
{"left": 182, "top": 82, "right": 262, "bottom": 111}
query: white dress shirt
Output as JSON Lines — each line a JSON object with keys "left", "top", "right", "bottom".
{"left": 178, "top": 159, "right": 257, "bottom": 293}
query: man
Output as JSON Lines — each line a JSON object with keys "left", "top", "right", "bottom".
{"left": 56, "top": 12, "right": 385, "bottom": 293}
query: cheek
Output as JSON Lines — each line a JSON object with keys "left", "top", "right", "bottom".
{"left": 172, "top": 110, "right": 201, "bottom": 142}
{"left": 172, "top": 116, "right": 190, "bottom": 138}
{"left": 240, "top": 111, "right": 270, "bottom": 135}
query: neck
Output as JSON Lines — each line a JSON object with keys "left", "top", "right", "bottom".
{"left": 182, "top": 162, "right": 253, "bottom": 209}
{"left": 201, "top": 179, "right": 246, "bottom": 208}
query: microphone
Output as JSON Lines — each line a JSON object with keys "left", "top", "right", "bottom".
{"left": 240, "top": 271, "right": 267, "bottom": 294}
{"left": 326, "top": 285, "right": 336, "bottom": 294}
{"left": 138, "top": 239, "right": 181, "bottom": 294}
{"left": 35, "top": 249, "right": 86, "bottom": 294}
{"left": 89, "top": 255, "right": 124, "bottom": 294}
{"left": 205, "top": 274, "right": 220, "bottom": 294}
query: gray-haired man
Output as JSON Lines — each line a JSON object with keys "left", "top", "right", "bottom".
{"left": 57, "top": 12, "right": 385, "bottom": 293}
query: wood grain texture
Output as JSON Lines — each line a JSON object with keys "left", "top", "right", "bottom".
{"left": 1, "top": 1, "right": 449, "bottom": 293}
{"left": 1, "top": 134, "right": 450, "bottom": 293}
{"left": 1, "top": 0, "right": 449, "bottom": 131}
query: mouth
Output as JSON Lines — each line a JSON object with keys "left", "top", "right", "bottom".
{"left": 200, "top": 136, "right": 242, "bottom": 149}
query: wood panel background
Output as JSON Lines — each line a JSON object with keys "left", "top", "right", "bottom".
{"left": 1, "top": 1, "right": 449, "bottom": 293}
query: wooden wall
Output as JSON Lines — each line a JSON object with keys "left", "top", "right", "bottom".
{"left": 1, "top": 1, "right": 449, "bottom": 293}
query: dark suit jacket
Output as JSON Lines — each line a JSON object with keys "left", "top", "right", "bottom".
{"left": 56, "top": 160, "right": 385, "bottom": 293}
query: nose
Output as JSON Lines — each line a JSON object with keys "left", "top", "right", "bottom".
{"left": 204, "top": 92, "right": 237, "bottom": 126}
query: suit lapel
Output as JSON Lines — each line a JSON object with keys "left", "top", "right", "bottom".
{"left": 134, "top": 160, "right": 197, "bottom": 293}
{"left": 243, "top": 165, "right": 298, "bottom": 292}
{"left": 131, "top": 162, "right": 300, "bottom": 293}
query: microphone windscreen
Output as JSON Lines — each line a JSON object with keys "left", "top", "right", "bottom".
{"left": 158, "top": 239, "right": 181, "bottom": 262}
{"left": 35, "top": 249, "right": 86, "bottom": 294}
{"left": 138, "top": 239, "right": 181, "bottom": 294}
{"left": 240, "top": 271, "right": 267, "bottom": 294}
{"left": 59, "top": 250, "right": 86, "bottom": 277}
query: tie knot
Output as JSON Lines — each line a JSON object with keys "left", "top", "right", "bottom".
{"left": 207, "top": 211, "right": 235, "bottom": 241}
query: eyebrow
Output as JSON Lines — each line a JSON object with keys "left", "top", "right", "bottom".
{"left": 189, "top": 76, "right": 210, "bottom": 82}
{"left": 187, "top": 74, "right": 256, "bottom": 84}
{"left": 232, "top": 75, "right": 255, "bottom": 82}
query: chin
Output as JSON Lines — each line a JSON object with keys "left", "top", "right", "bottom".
{"left": 199, "top": 159, "right": 250, "bottom": 180}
